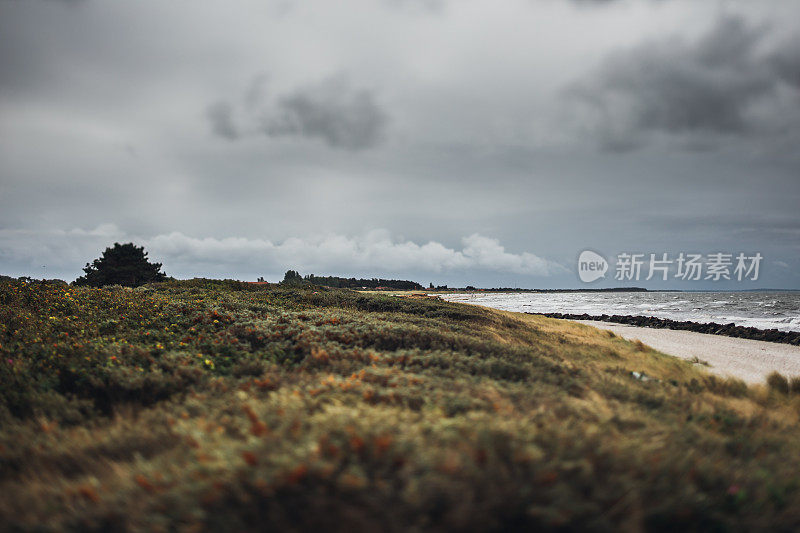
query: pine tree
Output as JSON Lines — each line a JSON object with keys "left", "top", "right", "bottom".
{"left": 74, "top": 243, "right": 167, "bottom": 287}
{"left": 281, "top": 270, "right": 304, "bottom": 285}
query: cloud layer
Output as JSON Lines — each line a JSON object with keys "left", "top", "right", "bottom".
{"left": 1, "top": 1, "right": 799, "bottom": 288}
{"left": 569, "top": 16, "right": 800, "bottom": 151}
{"left": 0, "top": 226, "right": 564, "bottom": 282}
{"left": 206, "top": 75, "right": 387, "bottom": 150}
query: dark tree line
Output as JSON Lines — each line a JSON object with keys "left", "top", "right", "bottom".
{"left": 281, "top": 271, "right": 422, "bottom": 290}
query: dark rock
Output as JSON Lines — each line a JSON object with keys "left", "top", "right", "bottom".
{"left": 531, "top": 312, "right": 800, "bottom": 346}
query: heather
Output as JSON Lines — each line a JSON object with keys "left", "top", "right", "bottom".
{"left": 2, "top": 279, "right": 800, "bottom": 531}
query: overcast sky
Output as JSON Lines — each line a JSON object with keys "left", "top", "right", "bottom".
{"left": 1, "top": 0, "right": 798, "bottom": 288}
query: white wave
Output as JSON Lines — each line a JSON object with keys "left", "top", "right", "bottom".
{"left": 438, "top": 292, "right": 800, "bottom": 333}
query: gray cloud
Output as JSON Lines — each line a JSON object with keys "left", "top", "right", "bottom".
{"left": 207, "top": 75, "right": 388, "bottom": 150}
{"left": 567, "top": 0, "right": 620, "bottom": 4}
{"left": 385, "top": 0, "right": 445, "bottom": 11}
{"left": 244, "top": 73, "right": 269, "bottom": 110}
{"left": 565, "top": 0, "right": 672, "bottom": 6}
{"left": 205, "top": 101, "right": 239, "bottom": 140}
{"left": 569, "top": 16, "right": 800, "bottom": 151}
{"left": 771, "top": 40, "right": 800, "bottom": 87}
{"left": 265, "top": 76, "right": 387, "bottom": 150}
{"left": 568, "top": 0, "right": 666, "bottom": 3}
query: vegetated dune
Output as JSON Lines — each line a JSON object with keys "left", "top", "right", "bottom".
{"left": 2, "top": 279, "right": 800, "bottom": 531}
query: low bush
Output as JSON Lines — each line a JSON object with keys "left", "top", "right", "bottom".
{"left": 790, "top": 376, "right": 800, "bottom": 395}
{"left": 766, "top": 371, "right": 790, "bottom": 394}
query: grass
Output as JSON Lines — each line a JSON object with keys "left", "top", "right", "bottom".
{"left": 688, "top": 356, "right": 711, "bottom": 367}
{"left": 2, "top": 278, "right": 800, "bottom": 531}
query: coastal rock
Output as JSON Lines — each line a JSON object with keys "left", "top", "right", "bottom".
{"left": 534, "top": 312, "right": 800, "bottom": 346}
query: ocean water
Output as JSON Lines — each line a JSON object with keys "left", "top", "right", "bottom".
{"left": 438, "top": 291, "right": 800, "bottom": 333}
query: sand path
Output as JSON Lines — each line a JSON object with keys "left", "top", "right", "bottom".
{"left": 576, "top": 320, "right": 800, "bottom": 384}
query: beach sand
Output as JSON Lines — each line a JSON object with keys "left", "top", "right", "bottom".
{"left": 577, "top": 320, "right": 800, "bottom": 384}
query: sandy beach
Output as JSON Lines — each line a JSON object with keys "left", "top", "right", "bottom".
{"left": 577, "top": 320, "right": 800, "bottom": 384}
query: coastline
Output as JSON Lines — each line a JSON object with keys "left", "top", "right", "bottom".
{"left": 573, "top": 319, "right": 800, "bottom": 384}
{"left": 435, "top": 293, "right": 800, "bottom": 383}
{"left": 535, "top": 312, "right": 800, "bottom": 345}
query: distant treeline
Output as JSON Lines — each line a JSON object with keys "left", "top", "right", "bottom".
{"left": 307, "top": 275, "right": 423, "bottom": 290}
{"left": 282, "top": 270, "right": 423, "bottom": 290}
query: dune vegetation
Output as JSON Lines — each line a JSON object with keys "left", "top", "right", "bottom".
{"left": 2, "top": 278, "right": 800, "bottom": 531}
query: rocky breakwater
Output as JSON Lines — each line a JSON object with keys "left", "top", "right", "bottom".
{"left": 535, "top": 312, "right": 800, "bottom": 346}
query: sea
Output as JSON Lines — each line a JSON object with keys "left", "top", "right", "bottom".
{"left": 438, "top": 291, "right": 800, "bottom": 333}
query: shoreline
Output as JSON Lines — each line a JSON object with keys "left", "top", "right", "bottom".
{"left": 534, "top": 312, "right": 800, "bottom": 345}
{"left": 573, "top": 320, "right": 800, "bottom": 384}
{"left": 450, "top": 300, "right": 800, "bottom": 384}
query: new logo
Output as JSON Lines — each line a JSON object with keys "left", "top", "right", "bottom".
{"left": 578, "top": 250, "right": 608, "bottom": 283}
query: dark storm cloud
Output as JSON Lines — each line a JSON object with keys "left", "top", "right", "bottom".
{"left": 205, "top": 102, "right": 239, "bottom": 141}
{"left": 771, "top": 41, "right": 800, "bottom": 87}
{"left": 206, "top": 75, "right": 388, "bottom": 150}
{"left": 569, "top": 16, "right": 800, "bottom": 151}
{"left": 265, "top": 77, "right": 387, "bottom": 150}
